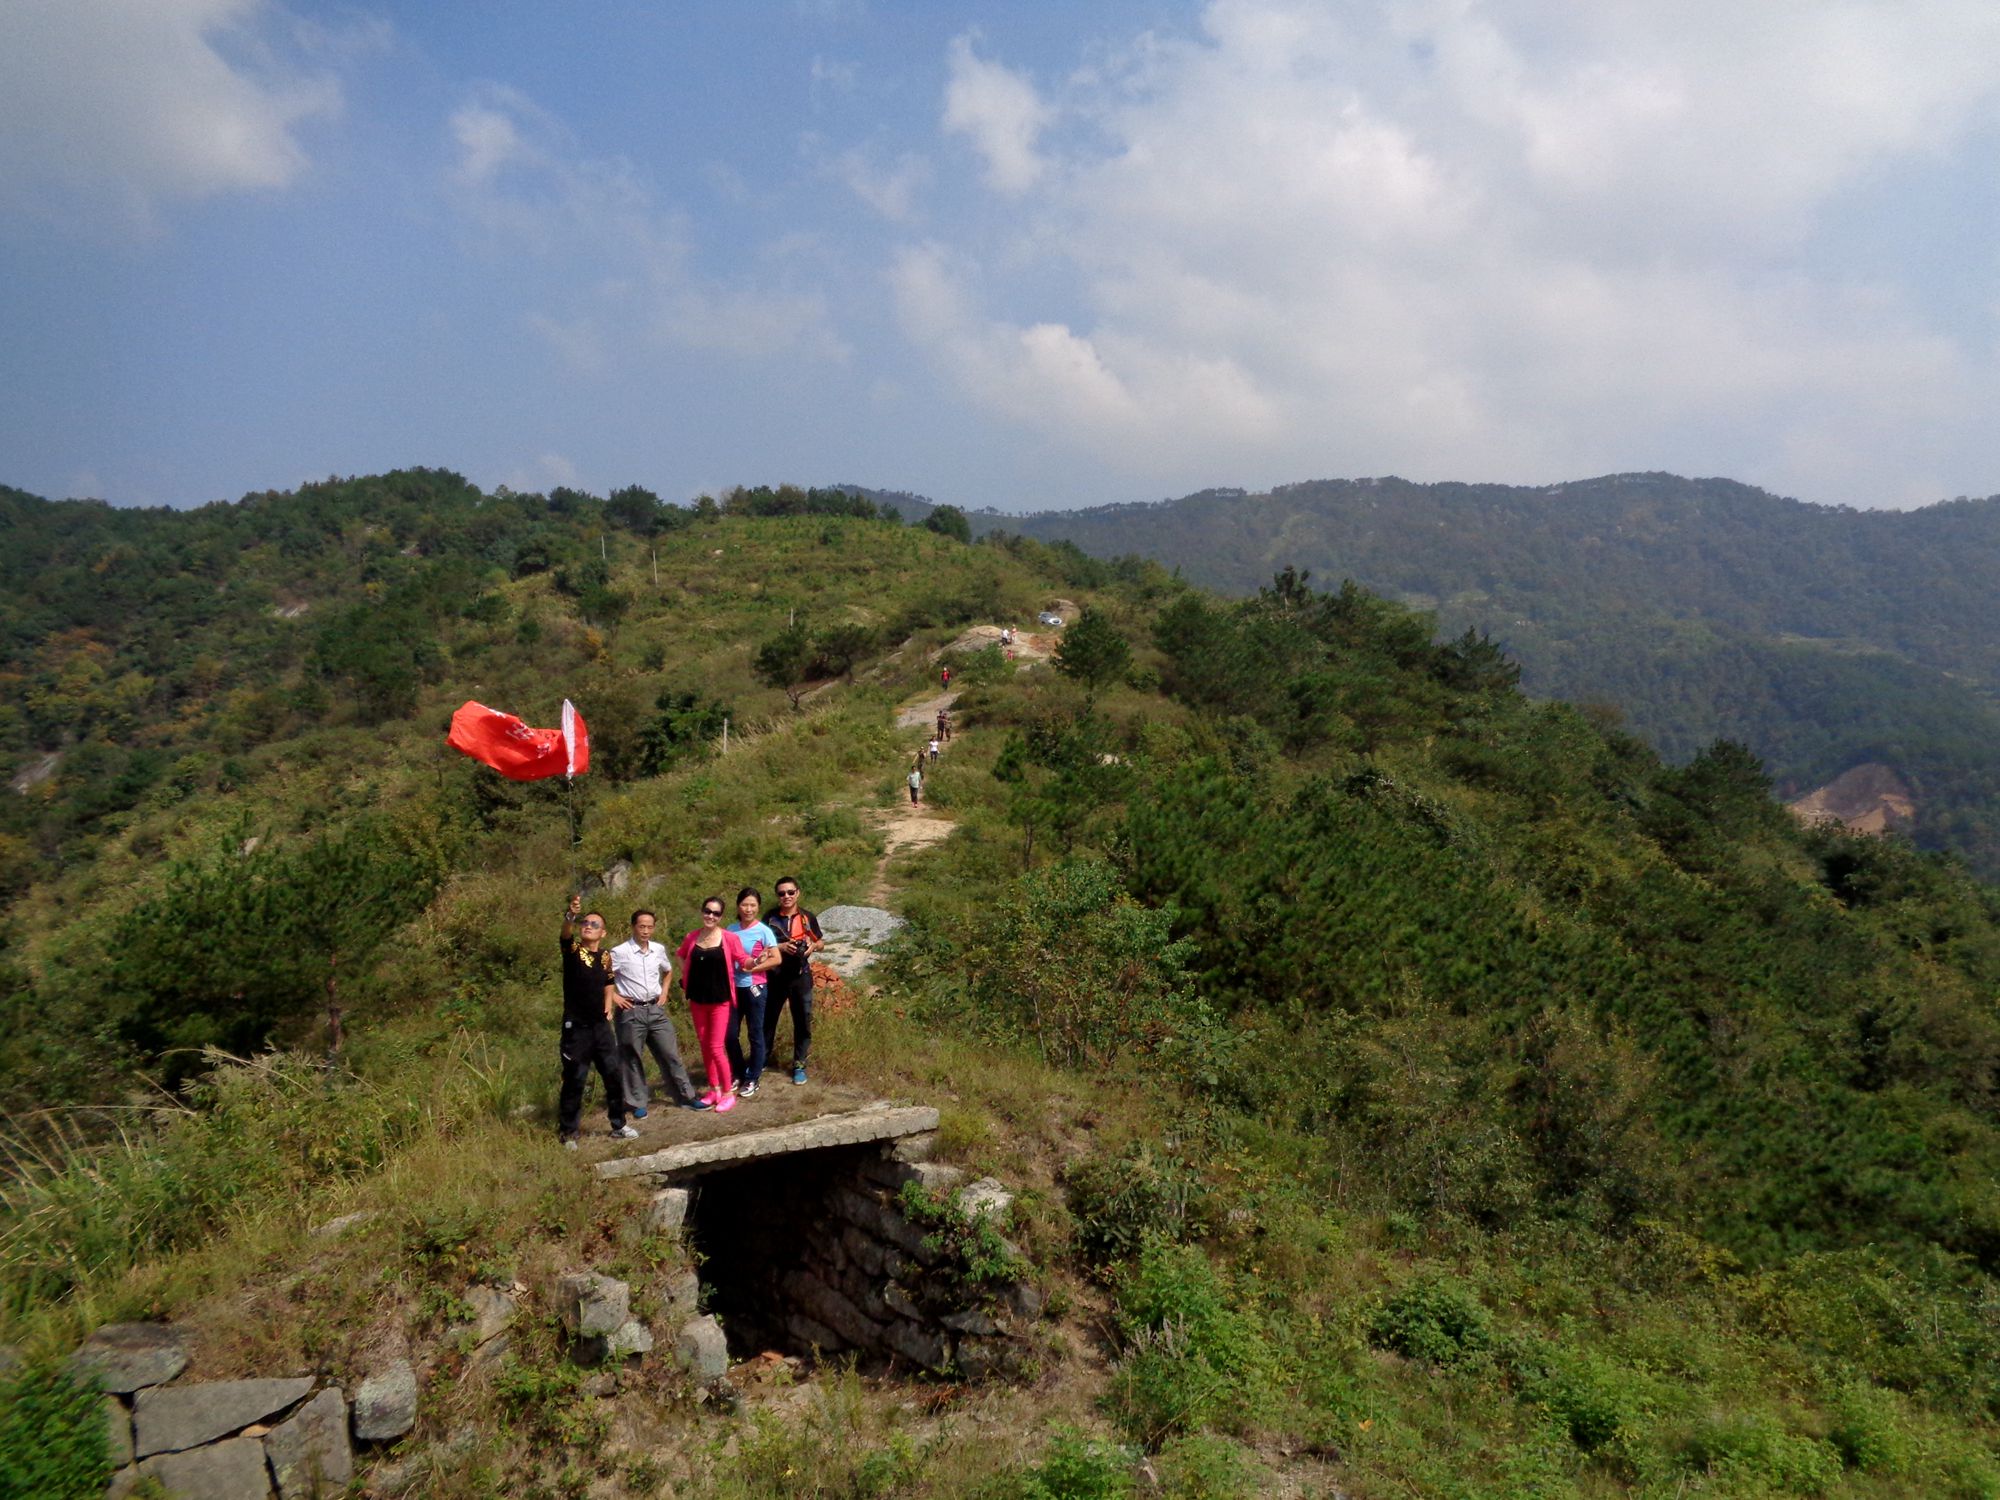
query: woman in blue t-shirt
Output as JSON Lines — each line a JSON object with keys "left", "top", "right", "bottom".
{"left": 725, "top": 886, "right": 780, "bottom": 1097}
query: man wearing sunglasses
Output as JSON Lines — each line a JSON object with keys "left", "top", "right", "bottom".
{"left": 764, "top": 877, "right": 823, "bottom": 1085}
{"left": 559, "top": 893, "right": 635, "bottom": 1147}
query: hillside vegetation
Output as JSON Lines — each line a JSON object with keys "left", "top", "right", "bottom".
{"left": 973, "top": 473, "right": 2000, "bottom": 879}
{"left": 5, "top": 473, "right": 2000, "bottom": 1497}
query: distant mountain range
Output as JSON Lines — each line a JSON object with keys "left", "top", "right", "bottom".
{"left": 856, "top": 473, "right": 2000, "bottom": 878}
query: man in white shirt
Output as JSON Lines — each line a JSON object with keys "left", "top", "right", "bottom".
{"left": 610, "top": 909, "right": 710, "bottom": 1114}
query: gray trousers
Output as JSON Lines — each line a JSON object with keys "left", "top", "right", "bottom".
{"left": 616, "top": 1001, "right": 698, "bottom": 1108}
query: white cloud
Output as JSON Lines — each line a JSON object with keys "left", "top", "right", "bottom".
{"left": 502, "top": 451, "right": 580, "bottom": 494}
{"left": 0, "top": 0, "right": 342, "bottom": 230}
{"left": 898, "top": 0, "right": 2000, "bottom": 504}
{"left": 890, "top": 243, "right": 1278, "bottom": 463}
{"left": 826, "top": 143, "right": 931, "bottom": 221}
{"left": 448, "top": 87, "right": 847, "bottom": 367}
{"left": 942, "top": 34, "right": 1052, "bottom": 195}
{"left": 811, "top": 55, "right": 858, "bottom": 94}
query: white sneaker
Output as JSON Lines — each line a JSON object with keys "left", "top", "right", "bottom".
{"left": 610, "top": 1124, "right": 640, "bottom": 1139}
{"left": 562, "top": 1138, "right": 579, "bottom": 1151}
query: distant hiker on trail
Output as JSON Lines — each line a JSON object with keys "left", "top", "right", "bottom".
{"left": 940, "top": 664, "right": 951, "bottom": 688}
{"left": 765, "top": 876, "right": 823, "bottom": 1086}
{"left": 937, "top": 708, "right": 951, "bottom": 742}
{"left": 908, "top": 766, "right": 923, "bottom": 805}
{"left": 610, "top": 909, "right": 710, "bottom": 1114}
{"left": 676, "top": 896, "right": 756, "bottom": 1112}
{"left": 725, "top": 887, "right": 780, "bottom": 1099}
{"left": 558, "top": 894, "right": 635, "bottom": 1147}
{"left": 1001, "top": 626, "right": 1013, "bottom": 647}
{"left": 928, "top": 736, "right": 940, "bottom": 764}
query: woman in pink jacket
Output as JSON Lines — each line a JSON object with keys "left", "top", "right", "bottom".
{"left": 676, "top": 895, "right": 755, "bottom": 1112}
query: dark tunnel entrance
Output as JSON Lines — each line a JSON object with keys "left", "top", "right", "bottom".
{"left": 682, "top": 1143, "right": 873, "bottom": 1360}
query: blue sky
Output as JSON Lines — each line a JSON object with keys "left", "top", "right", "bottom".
{"left": 3, "top": 1, "right": 1997, "bottom": 513}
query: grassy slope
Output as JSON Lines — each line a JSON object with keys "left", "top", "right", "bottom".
{"left": 4, "top": 488, "right": 2000, "bottom": 1497}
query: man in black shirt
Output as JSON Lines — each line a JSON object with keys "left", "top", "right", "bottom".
{"left": 762, "top": 875, "right": 823, "bottom": 1086}
{"left": 559, "top": 893, "right": 634, "bottom": 1147}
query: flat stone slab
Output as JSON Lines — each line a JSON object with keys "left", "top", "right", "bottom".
{"left": 816, "top": 906, "right": 905, "bottom": 945}
{"left": 137, "top": 1436, "right": 273, "bottom": 1499}
{"left": 71, "top": 1323, "right": 189, "bottom": 1393}
{"left": 266, "top": 1386, "right": 352, "bottom": 1499}
{"left": 595, "top": 1105, "right": 940, "bottom": 1181}
{"left": 135, "top": 1376, "right": 314, "bottom": 1456}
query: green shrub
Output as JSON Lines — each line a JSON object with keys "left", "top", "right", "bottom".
{"left": 1514, "top": 1342, "right": 1642, "bottom": 1455}
{"left": 1109, "top": 1239, "right": 1270, "bottom": 1444}
{"left": 1825, "top": 1381, "right": 1914, "bottom": 1475}
{"left": 1155, "top": 1433, "right": 1253, "bottom": 1499}
{"left": 0, "top": 1362, "right": 111, "bottom": 1500}
{"left": 1365, "top": 1274, "right": 1493, "bottom": 1368}
{"left": 896, "top": 1181, "right": 1025, "bottom": 1289}
{"left": 1064, "top": 1145, "right": 1201, "bottom": 1268}
{"left": 1675, "top": 1411, "right": 1842, "bottom": 1495}
{"left": 891, "top": 859, "right": 1228, "bottom": 1084}
{"left": 989, "top": 1429, "right": 1135, "bottom": 1500}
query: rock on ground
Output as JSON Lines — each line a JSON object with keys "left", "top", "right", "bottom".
{"left": 134, "top": 1377, "right": 314, "bottom": 1457}
{"left": 352, "top": 1360, "right": 418, "bottom": 1443}
{"left": 658, "top": 1266, "right": 701, "bottom": 1320}
{"left": 70, "top": 1323, "right": 189, "bottom": 1394}
{"left": 455, "top": 1286, "right": 515, "bottom": 1347}
{"left": 556, "top": 1272, "right": 630, "bottom": 1338}
{"left": 814, "top": 905, "right": 906, "bottom": 977}
{"left": 265, "top": 1387, "right": 352, "bottom": 1500}
{"left": 644, "top": 1187, "right": 690, "bottom": 1234}
{"left": 104, "top": 1395, "right": 133, "bottom": 1467}
{"left": 136, "top": 1436, "right": 273, "bottom": 1500}
{"left": 674, "top": 1316, "right": 730, "bottom": 1382}
{"left": 578, "top": 1316, "right": 656, "bottom": 1366}
{"left": 816, "top": 906, "right": 905, "bottom": 947}
{"left": 957, "top": 1177, "right": 1015, "bottom": 1219}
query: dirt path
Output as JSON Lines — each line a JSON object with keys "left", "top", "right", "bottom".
{"left": 862, "top": 801, "right": 956, "bottom": 905}
{"left": 896, "top": 691, "right": 958, "bottom": 730}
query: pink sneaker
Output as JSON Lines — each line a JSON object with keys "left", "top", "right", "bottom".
{"left": 714, "top": 1093, "right": 736, "bottom": 1113}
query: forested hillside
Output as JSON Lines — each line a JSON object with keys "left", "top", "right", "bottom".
{"left": 7, "top": 473, "right": 2000, "bottom": 1497}
{"left": 984, "top": 473, "right": 2000, "bottom": 877}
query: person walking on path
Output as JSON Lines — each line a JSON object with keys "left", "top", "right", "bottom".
{"left": 908, "top": 765, "right": 923, "bottom": 805}
{"left": 676, "top": 896, "right": 755, "bottom": 1111}
{"left": 927, "top": 736, "right": 940, "bottom": 764}
{"left": 937, "top": 707, "right": 951, "bottom": 742}
{"left": 558, "top": 894, "right": 635, "bottom": 1147}
{"left": 610, "top": 909, "right": 710, "bottom": 1114}
{"left": 940, "top": 663, "right": 951, "bottom": 689}
{"left": 725, "top": 887, "right": 780, "bottom": 1098}
{"left": 764, "top": 876, "right": 823, "bottom": 1085}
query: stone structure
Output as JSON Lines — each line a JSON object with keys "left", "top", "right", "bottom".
{"left": 595, "top": 1104, "right": 940, "bottom": 1181}
{"left": 672, "top": 1130, "right": 1040, "bottom": 1377}
{"left": 74, "top": 1101, "right": 1038, "bottom": 1494}
{"left": 84, "top": 1337, "right": 354, "bottom": 1500}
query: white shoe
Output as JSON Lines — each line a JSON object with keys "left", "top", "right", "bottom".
{"left": 562, "top": 1138, "right": 579, "bottom": 1151}
{"left": 610, "top": 1124, "right": 640, "bottom": 1139}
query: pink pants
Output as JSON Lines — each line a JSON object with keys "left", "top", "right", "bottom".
{"left": 690, "top": 1001, "right": 732, "bottom": 1096}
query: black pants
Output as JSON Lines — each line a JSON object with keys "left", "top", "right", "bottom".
{"left": 558, "top": 1018, "right": 627, "bottom": 1138}
{"left": 764, "top": 973, "right": 814, "bottom": 1067}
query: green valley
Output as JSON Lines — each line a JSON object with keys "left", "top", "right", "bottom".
{"left": 5, "top": 473, "right": 2000, "bottom": 1498}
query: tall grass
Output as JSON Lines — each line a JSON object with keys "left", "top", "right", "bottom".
{"left": 0, "top": 1037, "right": 522, "bottom": 1332}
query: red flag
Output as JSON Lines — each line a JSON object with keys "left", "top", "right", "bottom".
{"left": 447, "top": 699, "right": 589, "bottom": 781}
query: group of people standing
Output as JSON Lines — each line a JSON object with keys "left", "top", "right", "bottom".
{"left": 556, "top": 881, "right": 825, "bottom": 1144}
